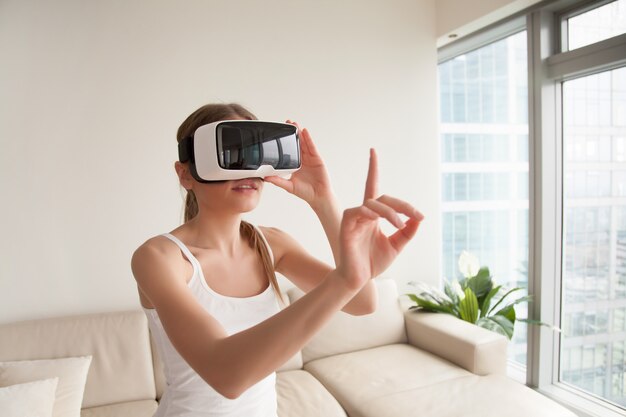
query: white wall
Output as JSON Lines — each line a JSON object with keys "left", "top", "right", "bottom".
{"left": 0, "top": 0, "right": 439, "bottom": 324}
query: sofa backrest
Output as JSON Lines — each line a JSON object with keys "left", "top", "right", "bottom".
{"left": 0, "top": 310, "right": 156, "bottom": 408}
{"left": 288, "top": 278, "right": 408, "bottom": 363}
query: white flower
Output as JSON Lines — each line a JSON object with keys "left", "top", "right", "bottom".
{"left": 458, "top": 251, "right": 480, "bottom": 278}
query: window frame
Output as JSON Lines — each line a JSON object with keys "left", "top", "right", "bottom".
{"left": 438, "top": 15, "right": 531, "bottom": 375}
{"left": 529, "top": 3, "right": 626, "bottom": 415}
{"left": 557, "top": 0, "right": 625, "bottom": 52}
{"left": 438, "top": 1, "right": 626, "bottom": 416}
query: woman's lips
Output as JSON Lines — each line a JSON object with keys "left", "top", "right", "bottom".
{"left": 231, "top": 179, "right": 261, "bottom": 191}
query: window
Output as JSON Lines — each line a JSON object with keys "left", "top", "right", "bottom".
{"left": 439, "top": 0, "right": 626, "bottom": 414}
{"left": 439, "top": 30, "right": 529, "bottom": 365}
{"left": 561, "top": 60, "right": 626, "bottom": 409}
{"left": 564, "top": 0, "right": 626, "bottom": 51}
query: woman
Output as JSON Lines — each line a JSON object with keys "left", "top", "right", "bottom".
{"left": 131, "top": 103, "right": 424, "bottom": 417}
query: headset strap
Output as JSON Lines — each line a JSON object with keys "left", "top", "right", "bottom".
{"left": 178, "top": 137, "right": 194, "bottom": 163}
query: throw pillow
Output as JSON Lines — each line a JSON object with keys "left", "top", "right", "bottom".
{"left": 0, "top": 378, "right": 58, "bottom": 417}
{"left": 0, "top": 356, "right": 92, "bottom": 417}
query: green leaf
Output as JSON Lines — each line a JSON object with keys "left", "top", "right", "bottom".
{"left": 487, "top": 287, "right": 524, "bottom": 315}
{"left": 490, "top": 315, "right": 515, "bottom": 339}
{"left": 494, "top": 295, "right": 533, "bottom": 318}
{"left": 468, "top": 267, "right": 492, "bottom": 295}
{"left": 517, "top": 318, "right": 561, "bottom": 332}
{"left": 480, "top": 285, "right": 501, "bottom": 318}
{"left": 466, "top": 267, "right": 493, "bottom": 308}
{"left": 476, "top": 317, "right": 507, "bottom": 338}
{"left": 404, "top": 294, "right": 456, "bottom": 316}
{"left": 459, "top": 288, "right": 479, "bottom": 324}
{"left": 476, "top": 315, "right": 515, "bottom": 339}
{"left": 495, "top": 304, "right": 516, "bottom": 323}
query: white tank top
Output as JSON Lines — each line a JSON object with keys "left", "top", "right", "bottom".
{"left": 143, "top": 229, "right": 281, "bottom": 417}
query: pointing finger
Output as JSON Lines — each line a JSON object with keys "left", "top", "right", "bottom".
{"left": 363, "top": 148, "right": 379, "bottom": 202}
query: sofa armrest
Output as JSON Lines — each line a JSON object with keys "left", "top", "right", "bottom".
{"left": 404, "top": 311, "right": 508, "bottom": 375}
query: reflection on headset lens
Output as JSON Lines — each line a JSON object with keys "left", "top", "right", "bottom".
{"left": 217, "top": 122, "right": 300, "bottom": 170}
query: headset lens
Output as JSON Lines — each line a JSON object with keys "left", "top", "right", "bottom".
{"left": 217, "top": 122, "right": 300, "bottom": 170}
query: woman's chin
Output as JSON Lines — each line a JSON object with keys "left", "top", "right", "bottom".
{"left": 232, "top": 199, "right": 261, "bottom": 214}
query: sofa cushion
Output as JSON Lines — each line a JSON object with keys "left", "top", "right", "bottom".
{"left": 0, "top": 356, "right": 92, "bottom": 417}
{"left": 304, "top": 343, "right": 470, "bottom": 414}
{"left": 0, "top": 378, "right": 58, "bottom": 417}
{"left": 305, "top": 343, "right": 576, "bottom": 417}
{"left": 0, "top": 311, "right": 156, "bottom": 408}
{"left": 276, "top": 370, "right": 346, "bottom": 417}
{"left": 351, "top": 375, "right": 577, "bottom": 417}
{"left": 288, "top": 278, "right": 407, "bottom": 363}
{"left": 80, "top": 400, "right": 158, "bottom": 417}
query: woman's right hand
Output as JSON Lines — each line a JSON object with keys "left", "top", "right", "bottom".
{"left": 336, "top": 149, "right": 424, "bottom": 290}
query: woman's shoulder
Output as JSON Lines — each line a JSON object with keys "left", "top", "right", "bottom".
{"left": 256, "top": 226, "right": 306, "bottom": 258}
{"left": 135, "top": 234, "right": 174, "bottom": 253}
{"left": 131, "top": 233, "right": 190, "bottom": 309}
{"left": 257, "top": 225, "right": 292, "bottom": 245}
{"left": 132, "top": 234, "right": 182, "bottom": 268}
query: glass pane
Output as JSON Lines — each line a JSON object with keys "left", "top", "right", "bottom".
{"left": 439, "top": 31, "right": 529, "bottom": 366}
{"left": 561, "top": 66, "right": 626, "bottom": 407}
{"left": 567, "top": 0, "right": 626, "bottom": 51}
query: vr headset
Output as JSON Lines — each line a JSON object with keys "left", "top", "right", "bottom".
{"left": 178, "top": 120, "right": 301, "bottom": 182}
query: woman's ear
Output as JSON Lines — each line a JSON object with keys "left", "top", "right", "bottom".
{"left": 175, "top": 161, "right": 194, "bottom": 190}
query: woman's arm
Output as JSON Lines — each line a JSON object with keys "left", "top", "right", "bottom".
{"left": 265, "top": 123, "right": 379, "bottom": 314}
{"left": 133, "top": 161, "right": 422, "bottom": 400}
{"left": 132, "top": 239, "right": 361, "bottom": 400}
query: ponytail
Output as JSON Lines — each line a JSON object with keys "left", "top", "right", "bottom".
{"left": 240, "top": 221, "right": 285, "bottom": 306}
{"left": 184, "top": 190, "right": 199, "bottom": 223}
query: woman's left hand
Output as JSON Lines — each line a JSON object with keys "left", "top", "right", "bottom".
{"left": 264, "top": 120, "right": 334, "bottom": 209}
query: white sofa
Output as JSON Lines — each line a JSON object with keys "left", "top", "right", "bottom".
{"left": 0, "top": 279, "right": 577, "bottom": 417}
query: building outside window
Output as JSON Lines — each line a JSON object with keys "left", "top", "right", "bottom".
{"left": 439, "top": 0, "right": 626, "bottom": 413}
{"left": 560, "top": 2, "right": 626, "bottom": 404}
{"left": 439, "top": 30, "right": 529, "bottom": 365}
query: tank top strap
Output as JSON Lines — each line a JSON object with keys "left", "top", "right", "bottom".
{"left": 161, "top": 233, "right": 199, "bottom": 266}
{"left": 252, "top": 225, "right": 275, "bottom": 266}
{"left": 162, "top": 227, "right": 274, "bottom": 266}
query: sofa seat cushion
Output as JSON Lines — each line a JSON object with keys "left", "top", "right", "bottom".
{"left": 276, "top": 370, "right": 346, "bottom": 417}
{"left": 304, "top": 343, "right": 576, "bottom": 417}
{"left": 80, "top": 400, "right": 158, "bottom": 417}
{"left": 356, "top": 375, "right": 577, "bottom": 417}
{"left": 304, "top": 343, "right": 470, "bottom": 410}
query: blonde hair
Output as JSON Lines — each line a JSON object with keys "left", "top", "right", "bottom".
{"left": 177, "top": 103, "right": 284, "bottom": 304}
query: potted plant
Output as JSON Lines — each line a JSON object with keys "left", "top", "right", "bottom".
{"left": 405, "top": 251, "right": 552, "bottom": 340}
